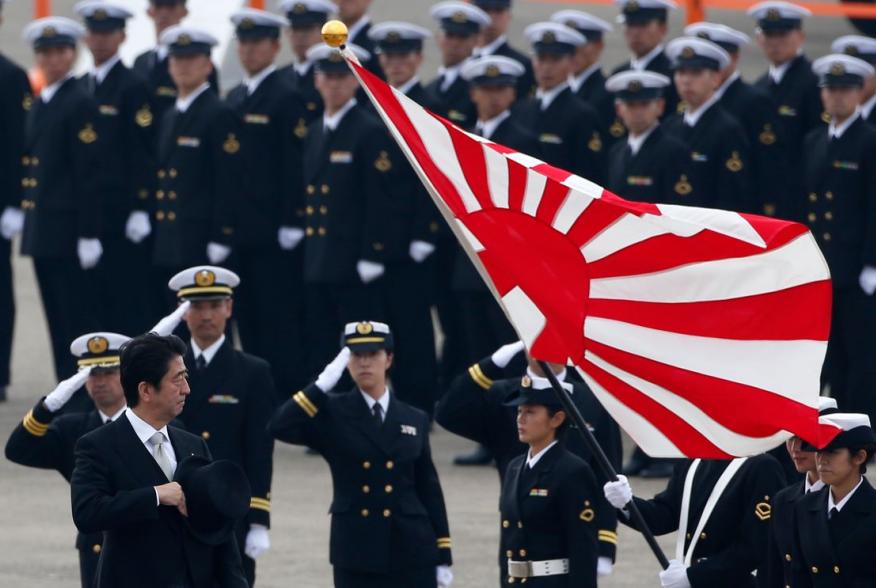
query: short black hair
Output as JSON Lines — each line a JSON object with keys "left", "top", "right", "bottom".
{"left": 850, "top": 446, "right": 874, "bottom": 475}
{"left": 119, "top": 333, "right": 187, "bottom": 407}
{"left": 547, "top": 406, "right": 570, "bottom": 435}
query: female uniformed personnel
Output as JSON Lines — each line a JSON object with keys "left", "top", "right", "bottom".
{"left": 498, "top": 375, "right": 600, "bottom": 587}
{"left": 269, "top": 321, "right": 453, "bottom": 588}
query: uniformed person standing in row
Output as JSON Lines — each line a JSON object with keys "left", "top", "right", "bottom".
{"left": 226, "top": 8, "right": 309, "bottom": 399}
{"left": 663, "top": 37, "right": 752, "bottom": 211}
{"left": 517, "top": 22, "right": 605, "bottom": 184}
{"left": 133, "top": 0, "right": 219, "bottom": 120}
{"left": 685, "top": 22, "right": 788, "bottom": 218}
{"left": 336, "top": 0, "right": 382, "bottom": 81}
{"left": 269, "top": 322, "right": 454, "bottom": 588}
{"left": 611, "top": 0, "right": 680, "bottom": 118}
{"left": 19, "top": 17, "right": 102, "bottom": 381}
{"left": 832, "top": 35, "right": 876, "bottom": 125}
{"left": 803, "top": 54, "right": 876, "bottom": 418}
{"left": 471, "top": 0, "right": 535, "bottom": 101}
{"left": 605, "top": 71, "right": 688, "bottom": 204}
{"left": 74, "top": 1, "right": 160, "bottom": 336}
{"left": 152, "top": 26, "right": 242, "bottom": 280}
{"left": 279, "top": 0, "right": 336, "bottom": 124}
{"left": 168, "top": 266, "right": 276, "bottom": 587}
{"left": 300, "top": 43, "right": 395, "bottom": 376}
{"left": 5, "top": 333, "right": 129, "bottom": 588}
{"left": 0, "top": 0, "right": 31, "bottom": 402}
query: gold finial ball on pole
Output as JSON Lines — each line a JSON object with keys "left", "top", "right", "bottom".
{"left": 321, "top": 20, "right": 349, "bottom": 48}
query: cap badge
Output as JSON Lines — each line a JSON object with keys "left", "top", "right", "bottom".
{"left": 42, "top": 26, "right": 57, "bottom": 38}
{"left": 830, "top": 62, "right": 846, "bottom": 76}
{"left": 451, "top": 10, "right": 467, "bottom": 23}
{"left": 627, "top": 79, "right": 643, "bottom": 92}
{"left": 293, "top": 3, "right": 307, "bottom": 14}
{"left": 87, "top": 336, "right": 109, "bottom": 355}
{"left": 845, "top": 45, "right": 859, "bottom": 56}
{"left": 240, "top": 18, "right": 255, "bottom": 30}
{"left": 681, "top": 46, "right": 695, "bottom": 59}
{"left": 356, "top": 322, "right": 374, "bottom": 335}
{"left": 386, "top": 31, "right": 401, "bottom": 42}
{"left": 624, "top": 0, "right": 640, "bottom": 13}
{"left": 696, "top": 31, "right": 710, "bottom": 39}
{"left": 93, "top": 9, "right": 108, "bottom": 20}
{"left": 766, "top": 8, "right": 780, "bottom": 21}
{"left": 328, "top": 51, "right": 343, "bottom": 62}
{"left": 485, "top": 64, "right": 500, "bottom": 77}
{"left": 521, "top": 375, "right": 532, "bottom": 388}
{"left": 542, "top": 31, "right": 556, "bottom": 43}
{"left": 195, "top": 269, "right": 216, "bottom": 287}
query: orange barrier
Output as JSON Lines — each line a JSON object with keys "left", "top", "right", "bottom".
{"left": 529, "top": 0, "right": 876, "bottom": 19}
{"left": 34, "top": 0, "right": 51, "bottom": 18}
{"left": 250, "top": 0, "right": 266, "bottom": 8}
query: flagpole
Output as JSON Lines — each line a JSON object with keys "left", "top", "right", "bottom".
{"left": 537, "top": 360, "right": 670, "bottom": 570}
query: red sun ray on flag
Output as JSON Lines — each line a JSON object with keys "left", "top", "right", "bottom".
{"left": 340, "top": 49, "right": 842, "bottom": 458}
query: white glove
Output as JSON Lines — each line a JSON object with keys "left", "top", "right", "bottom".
{"left": 491, "top": 341, "right": 525, "bottom": 368}
{"left": 597, "top": 556, "right": 613, "bottom": 577}
{"left": 603, "top": 475, "right": 633, "bottom": 509}
{"left": 244, "top": 524, "right": 270, "bottom": 560}
{"left": 150, "top": 300, "right": 191, "bottom": 336}
{"left": 278, "top": 226, "right": 304, "bottom": 251}
{"left": 659, "top": 560, "right": 691, "bottom": 588}
{"left": 0, "top": 206, "right": 24, "bottom": 240}
{"left": 409, "top": 240, "right": 436, "bottom": 263}
{"left": 77, "top": 238, "right": 103, "bottom": 270}
{"left": 125, "top": 210, "right": 152, "bottom": 244}
{"left": 436, "top": 565, "right": 453, "bottom": 588}
{"left": 44, "top": 366, "right": 93, "bottom": 412}
{"left": 314, "top": 347, "right": 351, "bottom": 392}
{"left": 859, "top": 265, "right": 876, "bottom": 296}
{"left": 356, "top": 259, "right": 385, "bottom": 284}
{"left": 207, "top": 242, "right": 231, "bottom": 265}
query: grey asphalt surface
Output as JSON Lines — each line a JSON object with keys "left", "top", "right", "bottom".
{"left": 0, "top": 0, "right": 865, "bottom": 586}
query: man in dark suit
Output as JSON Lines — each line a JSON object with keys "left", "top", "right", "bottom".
{"left": 75, "top": 1, "right": 159, "bottom": 336}
{"left": 226, "top": 8, "right": 309, "bottom": 397}
{"left": 0, "top": 0, "right": 31, "bottom": 402}
{"left": 279, "top": 0, "right": 335, "bottom": 124}
{"left": 168, "top": 265, "right": 276, "bottom": 586}
{"left": 151, "top": 26, "right": 242, "bottom": 279}
{"left": 270, "top": 321, "right": 454, "bottom": 588}
{"left": 19, "top": 17, "right": 103, "bottom": 381}
{"left": 70, "top": 333, "right": 247, "bottom": 588}
{"left": 832, "top": 36, "right": 876, "bottom": 126}
{"left": 471, "top": 0, "right": 535, "bottom": 101}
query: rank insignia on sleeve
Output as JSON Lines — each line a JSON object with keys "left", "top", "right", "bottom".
{"left": 78, "top": 124, "right": 98, "bottom": 144}
{"left": 755, "top": 501, "right": 771, "bottom": 521}
{"left": 375, "top": 151, "right": 392, "bottom": 172}
{"left": 223, "top": 133, "right": 240, "bottom": 154}
{"left": 726, "top": 151, "right": 743, "bottom": 172}
{"left": 136, "top": 106, "right": 153, "bottom": 128}
{"left": 587, "top": 132, "right": 603, "bottom": 152}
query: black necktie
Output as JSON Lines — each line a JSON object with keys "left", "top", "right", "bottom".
{"left": 196, "top": 355, "right": 207, "bottom": 371}
{"left": 372, "top": 403, "right": 384, "bottom": 427}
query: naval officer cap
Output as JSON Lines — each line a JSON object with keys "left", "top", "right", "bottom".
{"left": 813, "top": 54, "right": 875, "bottom": 87}
{"left": 169, "top": 266, "right": 240, "bottom": 301}
{"left": 280, "top": 0, "right": 335, "bottom": 28}
{"left": 231, "top": 8, "right": 287, "bottom": 40}
{"left": 160, "top": 25, "right": 218, "bottom": 57}
{"left": 74, "top": 0, "right": 133, "bottom": 32}
{"left": 615, "top": 0, "right": 677, "bottom": 25}
{"left": 23, "top": 16, "right": 86, "bottom": 50}
{"left": 818, "top": 396, "right": 839, "bottom": 416}
{"left": 503, "top": 372, "right": 572, "bottom": 410}
{"left": 667, "top": 37, "right": 731, "bottom": 71}
{"left": 368, "top": 21, "right": 432, "bottom": 54}
{"left": 71, "top": 332, "right": 131, "bottom": 370}
{"left": 605, "top": 70, "right": 670, "bottom": 101}
{"left": 550, "top": 10, "right": 612, "bottom": 42}
{"left": 461, "top": 55, "right": 525, "bottom": 87}
{"left": 803, "top": 413, "right": 876, "bottom": 452}
{"left": 308, "top": 42, "right": 370, "bottom": 73}
{"left": 832, "top": 35, "right": 876, "bottom": 65}
{"left": 684, "top": 21, "right": 750, "bottom": 53}
{"left": 430, "top": 1, "right": 490, "bottom": 36}
{"left": 524, "top": 22, "right": 587, "bottom": 56}
{"left": 747, "top": 1, "right": 811, "bottom": 32}
{"left": 342, "top": 321, "right": 394, "bottom": 352}
{"left": 472, "top": 0, "right": 512, "bottom": 11}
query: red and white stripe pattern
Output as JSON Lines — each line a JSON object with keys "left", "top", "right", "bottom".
{"left": 343, "top": 51, "right": 841, "bottom": 457}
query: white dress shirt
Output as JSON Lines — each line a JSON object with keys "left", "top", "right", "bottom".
{"left": 828, "top": 108, "right": 861, "bottom": 140}
{"left": 627, "top": 124, "right": 658, "bottom": 156}
{"left": 126, "top": 408, "right": 178, "bottom": 504}
{"left": 683, "top": 91, "right": 721, "bottom": 127}
{"left": 828, "top": 476, "right": 864, "bottom": 514}
{"left": 437, "top": 63, "right": 463, "bottom": 92}
{"left": 804, "top": 474, "right": 825, "bottom": 494}
{"left": 40, "top": 73, "right": 75, "bottom": 104}
{"left": 92, "top": 54, "right": 121, "bottom": 85}
{"left": 474, "top": 34, "right": 507, "bottom": 58}
{"left": 714, "top": 70, "right": 740, "bottom": 102}
{"left": 347, "top": 15, "right": 371, "bottom": 45}
{"left": 768, "top": 52, "right": 802, "bottom": 85}
{"left": 526, "top": 440, "right": 559, "bottom": 469}
{"left": 536, "top": 82, "right": 569, "bottom": 111}
{"left": 190, "top": 334, "right": 226, "bottom": 367}
{"left": 861, "top": 93, "right": 876, "bottom": 121}
{"left": 175, "top": 82, "right": 211, "bottom": 113}
{"left": 396, "top": 76, "right": 420, "bottom": 95}
{"left": 99, "top": 405, "right": 127, "bottom": 424}
{"left": 360, "top": 388, "right": 390, "bottom": 421}
{"left": 568, "top": 62, "right": 602, "bottom": 94}
{"left": 630, "top": 44, "right": 664, "bottom": 71}
{"left": 244, "top": 64, "right": 276, "bottom": 96}
{"left": 475, "top": 110, "right": 511, "bottom": 140}
{"left": 323, "top": 98, "right": 357, "bottom": 132}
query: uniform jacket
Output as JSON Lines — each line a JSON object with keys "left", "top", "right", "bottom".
{"left": 606, "top": 124, "right": 688, "bottom": 204}
{"left": 0, "top": 54, "right": 30, "bottom": 211}
{"left": 574, "top": 68, "right": 626, "bottom": 148}
{"left": 765, "top": 480, "right": 808, "bottom": 588}
{"left": 611, "top": 50, "right": 680, "bottom": 118}
{"left": 424, "top": 73, "right": 477, "bottom": 129}
{"left": 269, "top": 385, "right": 452, "bottom": 573}
{"left": 279, "top": 61, "right": 323, "bottom": 125}
{"left": 132, "top": 49, "right": 220, "bottom": 121}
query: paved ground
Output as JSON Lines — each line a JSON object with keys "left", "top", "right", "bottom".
{"left": 0, "top": 0, "right": 866, "bottom": 585}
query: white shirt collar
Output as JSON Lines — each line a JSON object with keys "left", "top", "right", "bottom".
{"left": 244, "top": 64, "right": 276, "bottom": 96}
{"left": 396, "top": 76, "right": 420, "bottom": 95}
{"left": 99, "top": 405, "right": 128, "bottom": 424}
{"left": 190, "top": 334, "right": 225, "bottom": 366}
{"left": 126, "top": 407, "right": 171, "bottom": 446}
{"left": 828, "top": 476, "right": 864, "bottom": 513}
{"left": 714, "top": 70, "right": 740, "bottom": 101}
{"left": 40, "top": 73, "right": 74, "bottom": 103}
{"left": 526, "top": 440, "right": 559, "bottom": 469}
{"left": 805, "top": 474, "right": 825, "bottom": 494}
{"left": 438, "top": 62, "right": 463, "bottom": 92}
{"left": 476, "top": 110, "right": 511, "bottom": 140}
{"left": 829, "top": 108, "right": 861, "bottom": 140}
{"left": 475, "top": 34, "right": 507, "bottom": 58}
{"left": 627, "top": 124, "right": 658, "bottom": 156}
{"left": 683, "top": 91, "right": 721, "bottom": 127}
{"left": 294, "top": 58, "right": 314, "bottom": 77}
{"left": 862, "top": 93, "right": 876, "bottom": 120}
{"left": 323, "top": 97, "right": 357, "bottom": 131}
{"left": 175, "top": 82, "right": 211, "bottom": 113}
{"left": 347, "top": 15, "right": 371, "bottom": 44}
{"left": 92, "top": 54, "right": 121, "bottom": 85}
{"left": 360, "top": 387, "right": 390, "bottom": 415}
{"left": 568, "top": 62, "right": 602, "bottom": 94}
{"left": 768, "top": 51, "right": 802, "bottom": 84}
{"left": 536, "top": 81, "right": 569, "bottom": 110}
{"left": 630, "top": 44, "right": 664, "bottom": 71}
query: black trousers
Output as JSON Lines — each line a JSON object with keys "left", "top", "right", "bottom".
{"left": 78, "top": 544, "right": 100, "bottom": 588}
{"left": 95, "top": 232, "right": 161, "bottom": 336}
{"left": 33, "top": 258, "right": 101, "bottom": 380}
{"left": 824, "top": 285, "right": 876, "bottom": 420}
{"left": 456, "top": 290, "right": 517, "bottom": 363}
{"left": 434, "top": 236, "right": 468, "bottom": 391}
{"left": 0, "top": 238, "right": 14, "bottom": 387}
{"left": 333, "top": 565, "right": 436, "bottom": 588}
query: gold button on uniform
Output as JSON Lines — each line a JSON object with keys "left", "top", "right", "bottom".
{"left": 833, "top": 566, "right": 840, "bottom": 574}
{"left": 156, "top": 211, "right": 165, "bottom": 221}
{"left": 361, "top": 509, "right": 369, "bottom": 517}
{"left": 201, "top": 431, "right": 210, "bottom": 440}
{"left": 506, "top": 550, "right": 512, "bottom": 557}
{"left": 807, "top": 213, "right": 816, "bottom": 222}
{"left": 823, "top": 233, "right": 832, "bottom": 242}
{"left": 385, "top": 485, "right": 393, "bottom": 494}
{"left": 808, "top": 192, "right": 817, "bottom": 202}
{"left": 811, "top": 566, "right": 819, "bottom": 574}
{"left": 306, "top": 206, "right": 314, "bottom": 215}
{"left": 92, "top": 544, "right": 101, "bottom": 554}
{"left": 158, "top": 169, "right": 166, "bottom": 178}
{"left": 169, "top": 168, "right": 178, "bottom": 178}
{"left": 699, "top": 532, "right": 707, "bottom": 540}
{"left": 518, "top": 522, "right": 523, "bottom": 528}
{"left": 826, "top": 191, "right": 834, "bottom": 201}
{"left": 169, "top": 191, "right": 177, "bottom": 200}
{"left": 824, "top": 211, "right": 833, "bottom": 220}
{"left": 362, "top": 485, "right": 370, "bottom": 494}
{"left": 318, "top": 227, "right": 326, "bottom": 236}
{"left": 383, "top": 509, "right": 391, "bottom": 518}
{"left": 363, "top": 461, "right": 371, "bottom": 469}
{"left": 320, "top": 205, "right": 328, "bottom": 214}
{"left": 508, "top": 577, "right": 515, "bottom": 584}
{"left": 305, "top": 227, "right": 314, "bottom": 236}
{"left": 168, "top": 212, "right": 176, "bottom": 221}
{"left": 321, "top": 184, "right": 330, "bottom": 194}
{"left": 306, "top": 185, "right": 315, "bottom": 195}
{"left": 502, "top": 520, "right": 509, "bottom": 528}
{"left": 386, "top": 461, "right": 394, "bottom": 470}
{"left": 785, "top": 554, "right": 792, "bottom": 562}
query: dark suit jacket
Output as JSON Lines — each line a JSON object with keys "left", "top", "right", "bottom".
{"left": 0, "top": 54, "right": 30, "bottom": 211}
{"left": 71, "top": 413, "right": 247, "bottom": 588}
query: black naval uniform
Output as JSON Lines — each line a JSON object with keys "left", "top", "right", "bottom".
{"left": 573, "top": 68, "right": 627, "bottom": 149}
{"left": 425, "top": 67, "right": 477, "bottom": 128}
{"left": 20, "top": 76, "right": 102, "bottom": 380}
{"left": 152, "top": 87, "right": 242, "bottom": 273}
{"left": 180, "top": 338, "right": 276, "bottom": 586}
{"left": 226, "top": 69, "right": 309, "bottom": 396}
{"left": 269, "top": 384, "right": 453, "bottom": 586}
{"left": 132, "top": 48, "right": 220, "bottom": 121}
{"left": 280, "top": 60, "right": 324, "bottom": 126}
{"left": 606, "top": 124, "right": 689, "bottom": 203}
{"left": 801, "top": 115, "right": 876, "bottom": 416}
{"left": 83, "top": 59, "right": 159, "bottom": 336}
{"left": 611, "top": 50, "right": 680, "bottom": 119}
{"left": 765, "top": 477, "right": 815, "bottom": 588}
{"left": 622, "top": 455, "right": 786, "bottom": 587}
{"left": 0, "top": 53, "right": 30, "bottom": 391}
{"left": 499, "top": 444, "right": 601, "bottom": 587}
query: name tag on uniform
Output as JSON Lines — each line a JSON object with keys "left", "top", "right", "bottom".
{"left": 627, "top": 176, "right": 653, "bottom": 186}
{"left": 99, "top": 105, "right": 118, "bottom": 116}
{"left": 178, "top": 136, "right": 201, "bottom": 148}
{"left": 330, "top": 150, "right": 353, "bottom": 163}
{"left": 400, "top": 424, "right": 417, "bottom": 436}
{"left": 157, "top": 86, "right": 177, "bottom": 97}
{"left": 448, "top": 110, "right": 466, "bottom": 122}
{"left": 208, "top": 394, "right": 239, "bottom": 404}
{"left": 529, "top": 488, "right": 549, "bottom": 497}
{"left": 691, "top": 152, "right": 708, "bottom": 162}
{"left": 245, "top": 114, "right": 270, "bottom": 125}
{"left": 539, "top": 133, "right": 563, "bottom": 145}
{"left": 778, "top": 105, "right": 797, "bottom": 117}
{"left": 833, "top": 160, "right": 859, "bottom": 171}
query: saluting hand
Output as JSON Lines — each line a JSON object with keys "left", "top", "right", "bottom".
{"left": 43, "top": 366, "right": 93, "bottom": 412}
{"left": 315, "top": 347, "right": 351, "bottom": 393}
{"left": 491, "top": 341, "right": 525, "bottom": 369}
